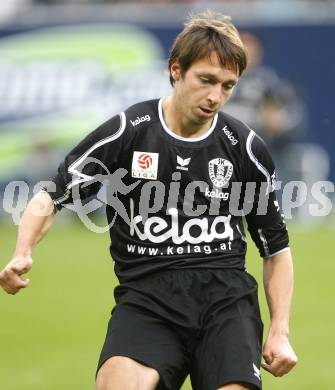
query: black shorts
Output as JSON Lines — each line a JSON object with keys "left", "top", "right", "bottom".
{"left": 97, "top": 269, "right": 263, "bottom": 390}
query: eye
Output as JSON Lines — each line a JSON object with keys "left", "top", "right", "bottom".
{"left": 223, "top": 83, "right": 235, "bottom": 91}
{"left": 200, "top": 77, "right": 210, "bottom": 84}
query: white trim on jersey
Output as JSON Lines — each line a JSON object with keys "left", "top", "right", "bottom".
{"left": 236, "top": 223, "right": 247, "bottom": 242}
{"left": 257, "top": 228, "right": 270, "bottom": 258}
{"left": 246, "top": 130, "right": 271, "bottom": 195}
{"left": 54, "top": 112, "right": 126, "bottom": 205}
{"left": 158, "top": 97, "right": 218, "bottom": 142}
{"left": 263, "top": 246, "right": 290, "bottom": 259}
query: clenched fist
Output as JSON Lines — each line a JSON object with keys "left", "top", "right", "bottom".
{"left": 262, "top": 333, "right": 298, "bottom": 377}
{"left": 0, "top": 255, "right": 33, "bottom": 295}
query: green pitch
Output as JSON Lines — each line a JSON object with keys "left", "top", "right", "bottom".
{"left": 0, "top": 219, "right": 334, "bottom": 390}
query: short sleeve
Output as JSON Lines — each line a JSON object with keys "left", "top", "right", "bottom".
{"left": 244, "top": 130, "right": 289, "bottom": 258}
{"left": 45, "top": 112, "right": 126, "bottom": 210}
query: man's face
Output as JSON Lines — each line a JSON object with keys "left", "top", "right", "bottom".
{"left": 171, "top": 52, "right": 239, "bottom": 126}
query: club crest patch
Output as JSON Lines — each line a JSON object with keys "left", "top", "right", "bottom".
{"left": 208, "top": 158, "right": 233, "bottom": 188}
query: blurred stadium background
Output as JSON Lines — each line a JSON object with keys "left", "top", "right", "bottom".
{"left": 0, "top": 0, "right": 334, "bottom": 389}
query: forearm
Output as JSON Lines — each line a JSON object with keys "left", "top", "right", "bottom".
{"left": 14, "top": 192, "right": 56, "bottom": 256}
{"left": 263, "top": 249, "right": 294, "bottom": 336}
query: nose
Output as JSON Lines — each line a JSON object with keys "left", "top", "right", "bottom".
{"left": 207, "top": 84, "right": 222, "bottom": 106}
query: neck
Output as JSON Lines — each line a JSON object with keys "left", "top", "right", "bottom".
{"left": 162, "top": 96, "right": 214, "bottom": 139}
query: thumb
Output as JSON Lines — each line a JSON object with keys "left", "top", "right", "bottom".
{"left": 261, "top": 361, "right": 271, "bottom": 372}
{"left": 261, "top": 351, "right": 273, "bottom": 373}
{"left": 263, "top": 348, "right": 273, "bottom": 365}
{"left": 20, "top": 278, "right": 31, "bottom": 288}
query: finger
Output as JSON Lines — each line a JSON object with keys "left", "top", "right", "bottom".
{"left": 20, "top": 278, "right": 30, "bottom": 288}
{"left": 5, "top": 269, "right": 25, "bottom": 284}
{"left": 261, "top": 357, "right": 283, "bottom": 377}
{"left": 0, "top": 281, "right": 20, "bottom": 295}
{"left": 0, "top": 272, "right": 30, "bottom": 293}
{"left": 267, "top": 359, "right": 295, "bottom": 377}
{"left": 12, "top": 265, "right": 26, "bottom": 274}
{"left": 261, "top": 362, "right": 271, "bottom": 373}
{"left": 12, "top": 260, "right": 32, "bottom": 274}
{"left": 262, "top": 350, "right": 273, "bottom": 365}
{"left": 261, "top": 362, "right": 279, "bottom": 376}
{"left": 3, "top": 281, "right": 27, "bottom": 295}
{"left": 274, "top": 357, "right": 298, "bottom": 377}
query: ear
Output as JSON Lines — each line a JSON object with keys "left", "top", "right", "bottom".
{"left": 170, "top": 61, "right": 181, "bottom": 82}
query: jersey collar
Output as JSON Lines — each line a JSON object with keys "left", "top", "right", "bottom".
{"left": 158, "top": 97, "right": 218, "bottom": 143}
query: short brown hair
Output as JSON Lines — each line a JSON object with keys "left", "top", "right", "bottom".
{"left": 168, "top": 11, "right": 247, "bottom": 86}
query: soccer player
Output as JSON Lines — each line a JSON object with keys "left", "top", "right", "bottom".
{"left": 0, "top": 11, "right": 297, "bottom": 390}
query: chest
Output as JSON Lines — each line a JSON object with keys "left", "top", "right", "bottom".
{"left": 121, "top": 137, "right": 244, "bottom": 188}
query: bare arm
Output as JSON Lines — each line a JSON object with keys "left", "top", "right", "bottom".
{"left": 0, "top": 192, "right": 56, "bottom": 295}
{"left": 262, "top": 249, "right": 298, "bottom": 376}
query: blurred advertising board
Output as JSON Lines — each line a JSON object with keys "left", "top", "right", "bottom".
{"left": 0, "top": 14, "right": 334, "bottom": 186}
{"left": 0, "top": 23, "right": 171, "bottom": 184}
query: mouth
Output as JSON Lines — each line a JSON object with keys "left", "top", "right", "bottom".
{"left": 199, "top": 107, "right": 215, "bottom": 117}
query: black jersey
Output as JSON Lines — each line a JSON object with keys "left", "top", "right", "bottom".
{"left": 46, "top": 98, "right": 289, "bottom": 282}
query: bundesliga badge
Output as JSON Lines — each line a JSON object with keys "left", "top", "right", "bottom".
{"left": 208, "top": 158, "right": 233, "bottom": 188}
{"left": 132, "top": 151, "right": 159, "bottom": 180}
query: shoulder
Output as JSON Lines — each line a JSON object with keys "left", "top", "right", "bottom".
{"left": 123, "top": 99, "right": 159, "bottom": 130}
{"left": 91, "top": 99, "right": 160, "bottom": 142}
{"left": 218, "top": 111, "right": 275, "bottom": 188}
{"left": 245, "top": 129, "right": 276, "bottom": 192}
{"left": 216, "top": 111, "right": 253, "bottom": 148}
{"left": 218, "top": 111, "right": 270, "bottom": 157}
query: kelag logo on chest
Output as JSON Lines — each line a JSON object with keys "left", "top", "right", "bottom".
{"left": 132, "top": 151, "right": 159, "bottom": 180}
{"left": 208, "top": 158, "right": 233, "bottom": 188}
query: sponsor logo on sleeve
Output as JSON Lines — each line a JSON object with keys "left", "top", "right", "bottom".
{"left": 130, "top": 114, "right": 151, "bottom": 127}
{"left": 132, "top": 151, "right": 158, "bottom": 180}
{"left": 222, "top": 125, "right": 238, "bottom": 145}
